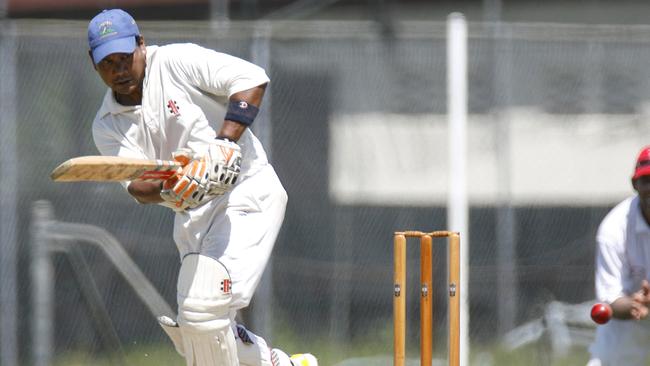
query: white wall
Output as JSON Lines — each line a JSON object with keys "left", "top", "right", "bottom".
{"left": 330, "top": 109, "right": 648, "bottom": 206}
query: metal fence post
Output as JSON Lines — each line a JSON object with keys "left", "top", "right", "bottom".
{"left": 1, "top": 19, "right": 19, "bottom": 366}
{"left": 32, "top": 201, "right": 55, "bottom": 366}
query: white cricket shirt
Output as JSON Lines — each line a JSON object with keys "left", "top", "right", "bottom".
{"left": 91, "top": 43, "right": 274, "bottom": 255}
{"left": 595, "top": 196, "right": 650, "bottom": 304}
{"left": 92, "top": 43, "right": 270, "bottom": 178}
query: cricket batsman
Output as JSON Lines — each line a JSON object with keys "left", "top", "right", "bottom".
{"left": 588, "top": 146, "right": 650, "bottom": 365}
{"left": 87, "top": 8, "right": 317, "bottom": 366}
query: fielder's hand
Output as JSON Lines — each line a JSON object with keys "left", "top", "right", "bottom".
{"left": 205, "top": 138, "right": 242, "bottom": 195}
{"left": 631, "top": 279, "right": 650, "bottom": 320}
{"left": 160, "top": 149, "right": 212, "bottom": 211}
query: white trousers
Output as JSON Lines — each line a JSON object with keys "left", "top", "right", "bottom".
{"left": 171, "top": 165, "right": 288, "bottom": 365}
{"left": 174, "top": 164, "right": 288, "bottom": 310}
{"left": 588, "top": 318, "right": 650, "bottom": 365}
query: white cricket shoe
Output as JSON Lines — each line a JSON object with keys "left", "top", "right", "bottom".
{"left": 290, "top": 353, "right": 318, "bottom": 366}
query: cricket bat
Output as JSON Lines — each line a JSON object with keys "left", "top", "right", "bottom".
{"left": 51, "top": 156, "right": 183, "bottom": 182}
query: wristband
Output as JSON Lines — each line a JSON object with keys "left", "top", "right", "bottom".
{"left": 224, "top": 100, "right": 259, "bottom": 126}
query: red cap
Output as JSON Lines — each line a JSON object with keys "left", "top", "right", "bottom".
{"left": 633, "top": 146, "right": 650, "bottom": 180}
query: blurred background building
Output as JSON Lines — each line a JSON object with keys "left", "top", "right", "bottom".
{"left": 6, "top": 0, "right": 650, "bottom": 23}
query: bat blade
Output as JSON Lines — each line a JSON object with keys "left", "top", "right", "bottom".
{"left": 51, "top": 156, "right": 183, "bottom": 182}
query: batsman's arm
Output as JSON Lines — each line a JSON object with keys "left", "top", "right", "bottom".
{"left": 218, "top": 84, "right": 267, "bottom": 141}
{"left": 128, "top": 181, "right": 164, "bottom": 204}
{"left": 127, "top": 85, "right": 267, "bottom": 203}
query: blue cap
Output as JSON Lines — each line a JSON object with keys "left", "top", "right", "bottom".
{"left": 88, "top": 9, "right": 140, "bottom": 64}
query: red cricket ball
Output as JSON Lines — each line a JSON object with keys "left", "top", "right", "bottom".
{"left": 591, "top": 302, "right": 613, "bottom": 324}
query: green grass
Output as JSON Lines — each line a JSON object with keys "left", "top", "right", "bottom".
{"left": 53, "top": 320, "right": 593, "bottom": 366}
{"left": 54, "top": 343, "right": 183, "bottom": 366}
{"left": 54, "top": 342, "right": 592, "bottom": 366}
{"left": 486, "top": 343, "right": 590, "bottom": 366}
{"left": 54, "top": 343, "right": 592, "bottom": 366}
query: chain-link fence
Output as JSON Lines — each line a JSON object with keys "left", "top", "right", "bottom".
{"left": 1, "top": 17, "right": 649, "bottom": 365}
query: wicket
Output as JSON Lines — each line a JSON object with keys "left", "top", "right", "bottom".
{"left": 393, "top": 231, "right": 460, "bottom": 366}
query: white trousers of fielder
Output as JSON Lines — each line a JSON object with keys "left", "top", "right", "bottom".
{"left": 588, "top": 318, "right": 650, "bottom": 366}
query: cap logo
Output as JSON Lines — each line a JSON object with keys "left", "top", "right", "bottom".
{"left": 98, "top": 21, "right": 117, "bottom": 38}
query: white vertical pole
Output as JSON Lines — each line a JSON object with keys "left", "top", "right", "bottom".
{"left": 210, "top": 0, "right": 230, "bottom": 21}
{"left": 0, "top": 20, "right": 19, "bottom": 366}
{"left": 447, "top": 13, "right": 469, "bottom": 366}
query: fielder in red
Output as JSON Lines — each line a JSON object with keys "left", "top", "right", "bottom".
{"left": 588, "top": 146, "right": 650, "bottom": 365}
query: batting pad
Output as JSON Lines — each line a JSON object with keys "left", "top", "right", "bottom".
{"left": 177, "top": 254, "right": 237, "bottom": 365}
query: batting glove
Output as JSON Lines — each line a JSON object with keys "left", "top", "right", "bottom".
{"left": 205, "top": 138, "right": 242, "bottom": 195}
{"left": 160, "top": 149, "right": 212, "bottom": 211}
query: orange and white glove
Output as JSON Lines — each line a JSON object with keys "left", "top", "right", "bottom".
{"left": 205, "top": 138, "right": 242, "bottom": 196}
{"left": 160, "top": 149, "right": 212, "bottom": 211}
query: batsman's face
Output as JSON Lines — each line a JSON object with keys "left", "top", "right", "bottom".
{"left": 93, "top": 40, "right": 146, "bottom": 97}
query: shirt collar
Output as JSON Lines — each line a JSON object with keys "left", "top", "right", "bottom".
{"left": 96, "top": 88, "right": 139, "bottom": 118}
